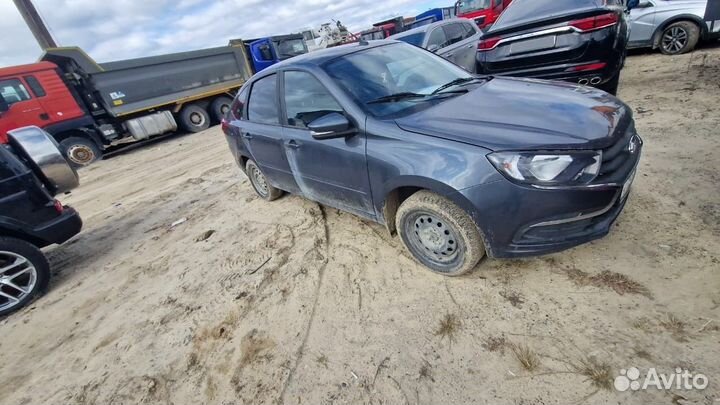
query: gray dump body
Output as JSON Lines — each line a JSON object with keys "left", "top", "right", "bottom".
{"left": 42, "top": 46, "right": 253, "bottom": 117}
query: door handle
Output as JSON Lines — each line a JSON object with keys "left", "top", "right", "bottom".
{"left": 39, "top": 113, "right": 49, "bottom": 120}
{"left": 242, "top": 133, "right": 253, "bottom": 139}
{"left": 285, "top": 140, "right": 300, "bottom": 149}
{"left": 465, "top": 44, "right": 473, "bottom": 48}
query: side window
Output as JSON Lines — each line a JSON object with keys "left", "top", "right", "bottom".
{"left": 24, "top": 76, "right": 46, "bottom": 97}
{"left": 427, "top": 27, "right": 447, "bottom": 49}
{"left": 0, "top": 79, "right": 31, "bottom": 105}
{"left": 247, "top": 74, "right": 279, "bottom": 124}
{"left": 462, "top": 22, "right": 477, "bottom": 39}
{"left": 284, "top": 71, "right": 343, "bottom": 128}
{"left": 442, "top": 23, "right": 465, "bottom": 45}
{"left": 229, "top": 86, "right": 249, "bottom": 120}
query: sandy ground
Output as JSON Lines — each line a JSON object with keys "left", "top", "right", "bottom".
{"left": 1, "top": 45, "right": 719, "bottom": 405}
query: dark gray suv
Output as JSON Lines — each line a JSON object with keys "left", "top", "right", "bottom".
{"left": 222, "top": 41, "right": 642, "bottom": 276}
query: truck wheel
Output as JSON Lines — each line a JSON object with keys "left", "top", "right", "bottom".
{"left": 59, "top": 136, "right": 102, "bottom": 167}
{"left": 210, "top": 97, "right": 234, "bottom": 123}
{"left": 396, "top": 191, "right": 485, "bottom": 276}
{"left": 179, "top": 104, "right": 211, "bottom": 133}
{"left": 659, "top": 21, "right": 700, "bottom": 55}
{"left": 0, "top": 237, "right": 50, "bottom": 317}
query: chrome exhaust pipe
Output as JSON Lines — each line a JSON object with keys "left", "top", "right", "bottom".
{"left": 578, "top": 78, "right": 589, "bottom": 85}
{"left": 590, "top": 77, "right": 601, "bottom": 85}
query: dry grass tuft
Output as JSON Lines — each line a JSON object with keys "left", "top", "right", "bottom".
{"left": 510, "top": 343, "right": 540, "bottom": 372}
{"left": 315, "top": 354, "right": 329, "bottom": 369}
{"left": 563, "top": 267, "right": 652, "bottom": 298}
{"left": 575, "top": 357, "right": 613, "bottom": 391}
{"left": 499, "top": 290, "right": 525, "bottom": 308}
{"left": 482, "top": 336, "right": 508, "bottom": 354}
{"left": 634, "top": 348, "right": 653, "bottom": 361}
{"left": 239, "top": 329, "right": 276, "bottom": 367}
{"left": 660, "top": 313, "right": 688, "bottom": 341}
{"left": 419, "top": 361, "right": 434, "bottom": 382}
{"left": 434, "top": 313, "right": 461, "bottom": 342}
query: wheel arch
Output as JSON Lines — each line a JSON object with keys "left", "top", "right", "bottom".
{"left": 53, "top": 128, "right": 104, "bottom": 150}
{"left": 651, "top": 15, "right": 705, "bottom": 48}
{"left": 379, "top": 176, "right": 480, "bottom": 235}
{"left": 0, "top": 225, "right": 47, "bottom": 248}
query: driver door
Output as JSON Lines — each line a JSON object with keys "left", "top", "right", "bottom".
{"left": 280, "top": 70, "right": 373, "bottom": 217}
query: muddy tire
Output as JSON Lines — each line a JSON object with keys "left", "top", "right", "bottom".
{"left": 659, "top": 21, "right": 700, "bottom": 55}
{"left": 0, "top": 237, "right": 50, "bottom": 317}
{"left": 209, "top": 96, "right": 234, "bottom": 124}
{"left": 246, "top": 159, "right": 283, "bottom": 201}
{"left": 59, "top": 136, "right": 102, "bottom": 167}
{"left": 179, "top": 104, "right": 211, "bottom": 133}
{"left": 396, "top": 190, "right": 485, "bottom": 276}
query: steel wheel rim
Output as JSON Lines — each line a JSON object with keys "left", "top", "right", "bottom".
{"left": 404, "top": 211, "right": 461, "bottom": 266}
{"left": 662, "top": 26, "right": 688, "bottom": 53}
{"left": 0, "top": 251, "right": 37, "bottom": 312}
{"left": 67, "top": 145, "right": 95, "bottom": 165}
{"left": 250, "top": 165, "right": 269, "bottom": 197}
{"left": 220, "top": 104, "right": 230, "bottom": 115}
{"left": 190, "top": 112, "right": 206, "bottom": 126}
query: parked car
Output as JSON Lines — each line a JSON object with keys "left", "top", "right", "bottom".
{"left": 628, "top": 0, "right": 720, "bottom": 55}
{"left": 222, "top": 41, "right": 642, "bottom": 276}
{"left": 389, "top": 19, "right": 482, "bottom": 72}
{"left": 0, "top": 126, "right": 82, "bottom": 316}
{"left": 475, "top": 0, "right": 630, "bottom": 95}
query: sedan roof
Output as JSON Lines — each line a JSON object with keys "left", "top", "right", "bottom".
{"left": 262, "top": 40, "right": 393, "bottom": 72}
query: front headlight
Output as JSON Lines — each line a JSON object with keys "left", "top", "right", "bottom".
{"left": 487, "top": 151, "right": 601, "bottom": 186}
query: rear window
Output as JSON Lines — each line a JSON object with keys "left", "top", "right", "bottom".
{"left": 394, "top": 32, "right": 425, "bottom": 47}
{"left": 247, "top": 74, "right": 279, "bottom": 125}
{"left": 492, "top": 0, "right": 602, "bottom": 31}
{"left": 24, "top": 76, "right": 46, "bottom": 97}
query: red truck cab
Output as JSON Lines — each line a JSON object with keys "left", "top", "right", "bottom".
{"left": 0, "top": 62, "right": 87, "bottom": 144}
{"left": 455, "top": 0, "right": 512, "bottom": 29}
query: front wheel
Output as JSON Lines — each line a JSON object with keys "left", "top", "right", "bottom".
{"left": 0, "top": 237, "right": 50, "bottom": 317}
{"left": 396, "top": 191, "right": 485, "bottom": 276}
{"left": 59, "top": 136, "right": 102, "bottom": 167}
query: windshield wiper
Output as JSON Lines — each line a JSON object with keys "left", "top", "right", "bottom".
{"left": 366, "top": 92, "right": 428, "bottom": 104}
{"left": 431, "top": 77, "right": 490, "bottom": 95}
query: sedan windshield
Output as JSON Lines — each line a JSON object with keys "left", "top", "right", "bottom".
{"left": 458, "top": 0, "right": 492, "bottom": 14}
{"left": 323, "top": 43, "right": 474, "bottom": 117}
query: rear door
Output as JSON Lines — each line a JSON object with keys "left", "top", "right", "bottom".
{"left": 628, "top": 1, "right": 657, "bottom": 46}
{"left": 239, "top": 74, "right": 299, "bottom": 193}
{"left": 0, "top": 78, "right": 48, "bottom": 135}
{"left": 437, "top": 22, "right": 468, "bottom": 64}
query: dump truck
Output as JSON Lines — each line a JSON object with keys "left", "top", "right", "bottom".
{"left": 0, "top": 35, "right": 307, "bottom": 166}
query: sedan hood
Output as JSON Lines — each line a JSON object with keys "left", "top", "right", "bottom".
{"left": 395, "top": 77, "right": 632, "bottom": 151}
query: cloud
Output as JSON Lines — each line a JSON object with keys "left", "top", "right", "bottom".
{"left": 0, "top": 0, "right": 450, "bottom": 67}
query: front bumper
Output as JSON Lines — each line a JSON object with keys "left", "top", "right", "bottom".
{"left": 456, "top": 141, "right": 641, "bottom": 259}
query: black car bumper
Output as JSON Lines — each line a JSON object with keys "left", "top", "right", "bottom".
{"left": 457, "top": 136, "right": 641, "bottom": 259}
{"left": 32, "top": 206, "right": 83, "bottom": 247}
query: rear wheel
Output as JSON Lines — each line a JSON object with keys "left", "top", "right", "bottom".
{"left": 0, "top": 237, "right": 50, "bottom": 317}
{"left": 178, "top": 104, "right": 211, "bottom": 133}
{"left": 396, "top": 191, "right": 485, "bottom": 276}
{"left": 59, "top": 136, "right": 102, "bottom": 167}
{"left": 659, "top": 21, "right": 700, "bottom": 55}
{"left": 246, "top": 159, "right": 283, "bottom": 201}
{"left": 209, "top": 96, "right": 234, "bottom": 124}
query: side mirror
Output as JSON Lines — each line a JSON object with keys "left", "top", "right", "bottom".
{"left": 626, "top": 0, "right": 640, "bottom": 10}
{"left": 427, "top": 44, "right": 440, "bottom": 53}
{"left": 0, "top": 94, "right": 9, "bottom": 115}
{"left": 258, "top": 44, "right": 273, "bottom": 61}
{"left": 308, "top": 113, "right": 355, "bottom": 140}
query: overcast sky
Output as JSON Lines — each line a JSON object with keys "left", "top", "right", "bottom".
{"left": 0, "top": 0, "right": 451, "bottom": 67}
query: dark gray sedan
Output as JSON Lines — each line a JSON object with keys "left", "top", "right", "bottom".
{"left": 388, "top": 19, "right": 481, "bottom": 72}
{"left": 222, "top": 41, "right": 641, "bottom": 276}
